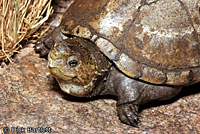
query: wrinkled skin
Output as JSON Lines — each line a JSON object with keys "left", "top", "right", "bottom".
{"left": 46, "top": 37, "right": 182, "bottom": 126}
{"left": 107, "top": 67, "right": 181, "bottom": 126}
{"left": 48, "top": 37, "right": 110, "bottom": 97}
{"left": 35, "top": 0, "right": 199, "bottom": 127}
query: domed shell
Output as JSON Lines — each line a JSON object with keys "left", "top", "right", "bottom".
{"left": 60, "top": 0, "right": 200, "bottom": 86}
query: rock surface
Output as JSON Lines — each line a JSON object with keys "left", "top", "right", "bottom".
{"left": 0, "top": 44, "right": 199, "bottom": 134}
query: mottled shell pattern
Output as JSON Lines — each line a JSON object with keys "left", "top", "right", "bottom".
{"left": 60, "top": 0, "right": 200, "bottom": 86}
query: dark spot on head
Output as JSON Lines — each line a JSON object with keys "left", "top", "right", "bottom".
{"left": 76, "top": 28, "right": 80, "bottom": 34}
{"left": 64, "top": 25, "right": 68, "bottom": 31}
{"left": 188, "top": 70, "right": 194, "bottom": 81}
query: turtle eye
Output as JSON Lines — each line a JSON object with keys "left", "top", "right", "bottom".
{"left": 67, "top": 56, "right": 79, "bottom": 68}
{"left": 68, "top": 60, "right": 78, "bottom": 67}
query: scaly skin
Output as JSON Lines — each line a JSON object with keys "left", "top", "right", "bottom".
{"left": 48, "top": 37, "right": 111, "bottom": 97}
{"left": 47, "top": 37, "right": 182, "bottom": 126}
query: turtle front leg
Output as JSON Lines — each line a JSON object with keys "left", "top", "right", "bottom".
{"left": 35, "top": 27, "right": 62, "bottom": 57}
{"left": 107, "top": 67, "right": 182, "bottom": 127}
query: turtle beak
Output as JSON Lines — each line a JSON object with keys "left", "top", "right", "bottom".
{"left": 49, "top": 67, "right": 72, "bottom": 81}
{"left": 55, "top": 77, "right": 94, "bottom": 97}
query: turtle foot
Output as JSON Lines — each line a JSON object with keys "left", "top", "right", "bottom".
{"left": 34, "top": 36, "right": 55, "bottom": 57}
{"left": 117, "top": 103, "right": 139, "bottom": 127}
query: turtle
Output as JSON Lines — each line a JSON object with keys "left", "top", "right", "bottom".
{"left": 35, "top": 0, "right": 200, "bottom": 127}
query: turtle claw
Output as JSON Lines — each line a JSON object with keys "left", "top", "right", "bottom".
{"left": 117, "top": 103, "right": 139, "bottom": 127}
{"left": 34, "top": 36, "right": 55, "bottom": 57}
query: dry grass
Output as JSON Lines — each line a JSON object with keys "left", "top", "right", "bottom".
{"left": 0, "top": 0, "right": 53, "bottom": 63}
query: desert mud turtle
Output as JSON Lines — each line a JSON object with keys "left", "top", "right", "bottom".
{"left": 35, "top": 0, "right": 200, "bottom": 126}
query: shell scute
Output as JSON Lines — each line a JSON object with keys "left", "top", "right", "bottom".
{"left": 61, "top": 0, "right": 200, "bottom": 85}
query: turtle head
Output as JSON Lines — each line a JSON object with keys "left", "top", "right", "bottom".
{"left": 48, "top": 37, "right": 110, "bottom": 97}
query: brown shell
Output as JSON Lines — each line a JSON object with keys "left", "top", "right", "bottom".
{"left": 60, "top": 0, "right": 200, "bottom": 86}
